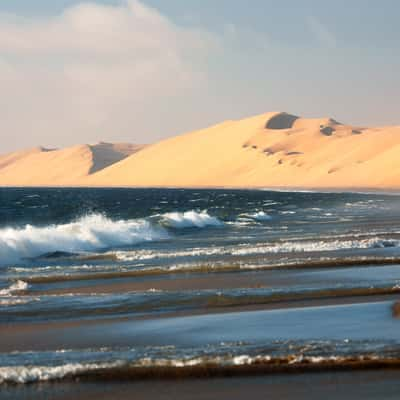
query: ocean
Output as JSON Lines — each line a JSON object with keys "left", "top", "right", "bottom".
{"left": 1, "top": 188, "right": 400, "bottom": 397}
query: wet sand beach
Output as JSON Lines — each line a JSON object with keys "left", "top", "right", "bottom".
{"left": 3, "top": 370, "right": 400, "bottom": 400}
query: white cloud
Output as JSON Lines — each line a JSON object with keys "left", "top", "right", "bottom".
{"left": 0, "top": 0, "right": 214, "bottom": 151}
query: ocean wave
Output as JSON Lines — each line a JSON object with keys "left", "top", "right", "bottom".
{"left": 0, "top": 361, "right": 122, "bottom": 384}
{"left": 1, "top": 336, "right": 398, "bottom": 383}
{"left": 0, "top": 352, "right": 395, "bottom": 384}
{"left": 8, "top": 264, "right": 124, "bottom": 275}
{"left": 0, "top": 214, "right": 168, "bottom": 265}
{"left": 114, "top": 247, "right": 223, "bottom": 261}
{"left": 113, "top": 237, "right": 400, "bottom": 262}
{"left": 0, "top": 280, "right": 28, "bottom": 296}
{"left": 231, "top": 238, "right": 400, "bottom": 255}
{"left": 239, "top": 211, "right": 272, "bottom": 222}
{"left": 0, "top": 280, "right": 36, "bottom": 307}
{"left": 160, "top": 210, "right": 223, "bottom": 228}
{"left": 250, "top": 211, "right": 273, "bottom": 221}
{"left": 0, "top": 211, "right": 224, "bottom": 266}
{"left": 0, "top": 297, "right": 36, "bottom": 306}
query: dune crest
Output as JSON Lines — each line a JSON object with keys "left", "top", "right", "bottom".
{"left": 0, "top": 142, "right": 145, "bottom": 186}
{"left": 84, "top": 111, "right": 400, "bottom": 189}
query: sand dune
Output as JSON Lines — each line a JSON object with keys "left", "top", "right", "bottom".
{"left": 2, "top": 111, "right": 400, "bottom": 189}
{"left": 84, "top": 112, "right": 400, "bottom": 189}
{"left": 0, "top": 142, "right": 145, "bottom": 186}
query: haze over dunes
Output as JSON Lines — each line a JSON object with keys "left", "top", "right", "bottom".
{"left": 1, "top": 111, "right": 400, "bottom": 189}
{"left": 0, "top": 142, "right": 145, "bottom": 186}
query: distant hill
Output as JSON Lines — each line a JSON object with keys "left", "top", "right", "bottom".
{"left": 84, "top": 112, "right": 400, "bottom": 189}
{"left": 2, "top": 111, "right": 400, "bottom": 189}
{"left": 0, "top": 142, "right": 145, "bottom": 186}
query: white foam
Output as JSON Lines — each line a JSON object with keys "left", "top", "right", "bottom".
{"left": 0, "top": 280, "right": 28, "bottom": 296}
{"left": 161, "top": 210, "right": 223, "bottom": 228}
{"left": 114, "top": 247, "right": 224, "bottom": 261}
{"left": 232, "top": 355, "right": 254, "bottom": 365}
{"left": 0, "top": 214, "right": 168, "bottom": 265}
{"left": 9, "top": 264, "right": 116, "bottom": 273}
{"left": 248, "top": 211, "right": 272, "bottom": 221}
{"left": 0, "top": 353, "right": 379, "bottom": 384}
{"left": 115, "top": 236, "right": 400, "bottom": 262}
{"left": 0, "top": 361, "right": 122, "bottom": 384}
{"left": 231, "top": 237, "right": 400, "bottom": 255}
{"left": 0, "top": 297, "right": 34, "bottom": 306}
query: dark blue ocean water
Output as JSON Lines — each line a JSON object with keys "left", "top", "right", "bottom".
{"left": 1, "top": 188, "right": 398, "bottom": 227}
{"left": 1, "top": 188, "right": 400, "bottom": 270}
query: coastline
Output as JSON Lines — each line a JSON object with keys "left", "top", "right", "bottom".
{"left": 1, "top": 185, "right": 400, "bottom": 195}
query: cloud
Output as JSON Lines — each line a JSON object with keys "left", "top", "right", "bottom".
{"left": 0, "top": 0, "right": 214, "bottom": 151}
{"left": 306, "top": 15, "right": 337, "bottom": 48}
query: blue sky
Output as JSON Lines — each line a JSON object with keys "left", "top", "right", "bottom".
{"left": 1, "top": 1, "right": 399, "bottom": 151}
{"left": 5, "top": 0, "right": 400, "bottom": 47}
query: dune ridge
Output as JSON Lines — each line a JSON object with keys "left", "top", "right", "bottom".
{"left": 84, "top": 112, "right": 400, "bottom": 189}
{"left": 0, "top": 142, "right": 145, "bottom": 186}
{"left": 2, "top": 111, "right": 400, "bottom": 189}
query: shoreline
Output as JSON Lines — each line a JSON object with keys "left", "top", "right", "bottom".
{"left": 1, "top": 294, "right": 398, "bottom": 352}
{"left": 28, "top": 358, "right": 400, "bottom": 381}
{"left": 3, "top": 370, "right": 400, "bottom": 400}
{"left": 1, "top": 185, "right": 400, "bottom": 195}
{"left": 23, "top": 257, "right": 400, "bottom": 284}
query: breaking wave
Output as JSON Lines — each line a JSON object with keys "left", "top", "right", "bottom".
{"left": 0, "top": 280, "right": 33, "bottom": 306}
{"left": 114, "top": 237, "right": 400, "bottom": 262}
{"left": 0, "top": 280, "right": 28, "bottom": 296}
{"left": 0, "top": 361, "right": 122, "bottom": 384}
{"left": 0, "top": 211, "right": 223, "bottom": 266}
{"left": 238, "top": 211, "right": 272, "bottom": 222}
{"left": 231, "top": 237, "right": 400, "bottom": 256}
{"left": 249, "top": 211, "right": 273, "bottom": 221}
{"left": 1, "top": 338, "right": 399, "bottom": 384}
{"left": 0, "top": 214, "right": 167, "bottom": 265}
{"left": 160, "top": 210, "right": 223, "bottom": 228}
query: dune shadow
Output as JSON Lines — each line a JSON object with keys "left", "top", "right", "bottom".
{"left": 286, "top": 151, "right": 303, "bottom": 156}
{"left": 89, "top": 143, "right": 145, "bottom": 174}
{"left": 265, "top": 113, "right": 299, "bottom": 130}
{"left": 320, "top": 126, "right": 335, "bottom": 136}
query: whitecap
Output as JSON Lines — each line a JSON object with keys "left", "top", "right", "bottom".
{"left": 115, "top": 236, "right": 400, "bottom": 262}
{"left": 0, "top": 361, "right": 123, "bottom": 384}
{"left": 0, "top": 214, "right": 168, "bottom": 266}
{"left": 248, "top": 211, "right": 273, "bottom": 221}
{"left": 0, "top": 280, "right": 28, "bottom": 296}
{"left": 161, "top": 210, "right": 223, "bottom": 229}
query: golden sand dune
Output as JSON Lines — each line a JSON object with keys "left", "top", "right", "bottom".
{"left": 0, "top": 142, "right": 145, "bottom": 186}
{"left": 84, "top": 112, "right": 400, "bottom": 189}
{"left": 2, "top": 112, "right": 400, "bottom": 189}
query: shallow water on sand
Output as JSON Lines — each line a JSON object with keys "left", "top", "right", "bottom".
{"left": 4, "top": 370, "right": 400, "bottom": 400}
{"left": 1, "top": 188, "right": 400, "bottom": 388}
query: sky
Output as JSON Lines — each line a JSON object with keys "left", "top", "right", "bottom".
{"left": 1, "top": 0, "right": 399, "bottom": 152}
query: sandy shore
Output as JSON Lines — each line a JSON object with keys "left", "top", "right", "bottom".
{"left": 1, "top": 295, "right": 398, "bottom": 352}
{"left": 24, "top": 256, "right": 400, "bottom": 285}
